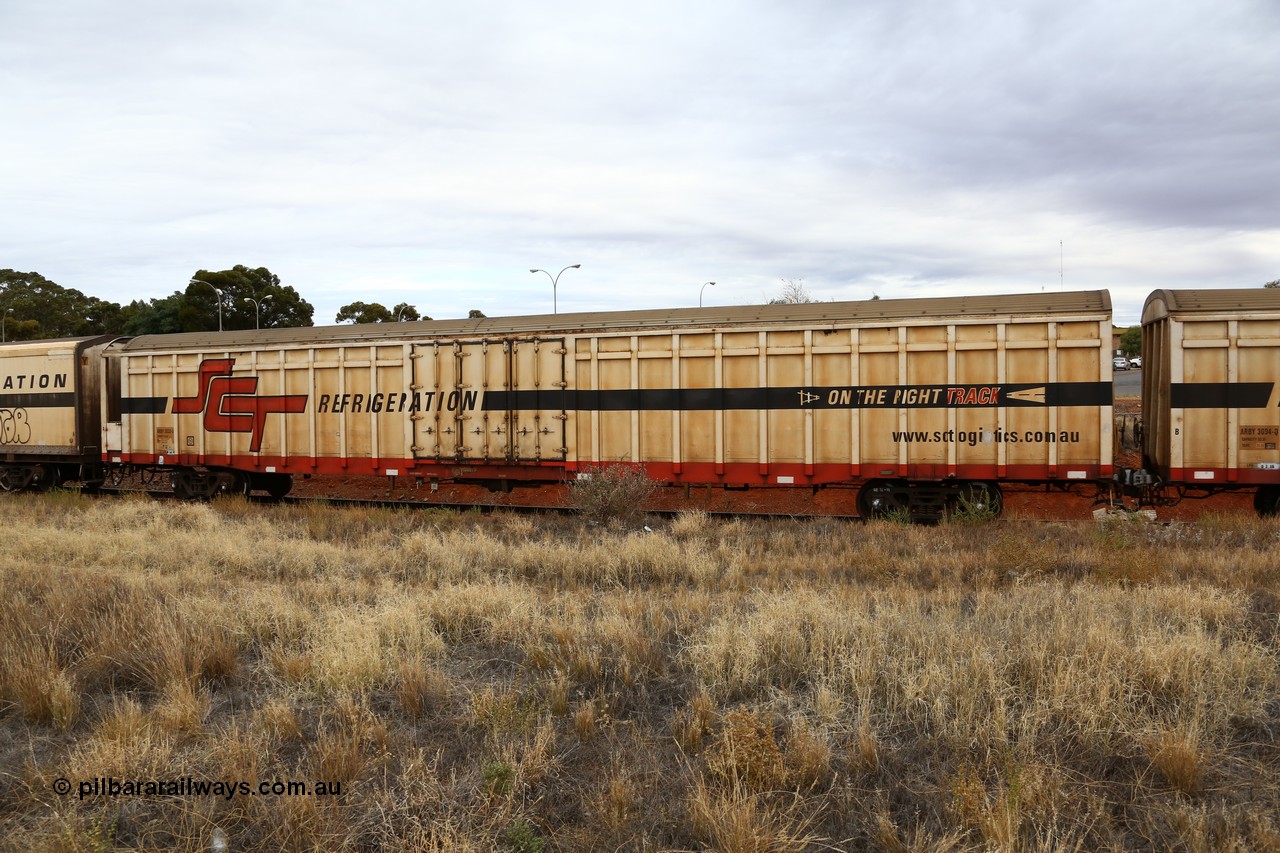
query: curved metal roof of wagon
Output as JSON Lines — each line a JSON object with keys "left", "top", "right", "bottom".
{"left": 1143, "top": 288, "right": 1280, "bottom": 323}
{"left": 117, "top": 290, "right": 1112, "bottom": 352}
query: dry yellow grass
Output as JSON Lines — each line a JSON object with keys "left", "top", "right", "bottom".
{"left": 0, "top": 490, "right": 1276, "bottom": 851}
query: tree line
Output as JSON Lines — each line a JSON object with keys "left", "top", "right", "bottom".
{"left": 4, "top": 267, "right": 1273, "bottom": 343}
{"left": 0, "top": 267, "right": 484, "bottom": 341}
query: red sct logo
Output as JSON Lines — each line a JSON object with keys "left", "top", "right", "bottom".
{"left": 172, "top": 358, "right": 308, "bottom": 452}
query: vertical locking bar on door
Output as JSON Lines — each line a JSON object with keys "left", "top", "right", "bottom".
{"left": 505, "top": 337, "right": 567, "bottom": 464}
{"left": 535, "top": 337, "right": 568, "bottom": 462}
{"left": 532, "top": 339, "right": 543, "bottom": 461}
{"left": 452, "top": 341, "right": 467, "bottom": 460}
{"left": 408, "top": 342, "right": 437, "bottom": 461}
{"left": 504, "top": 338, "right": 514, "bottom": 458}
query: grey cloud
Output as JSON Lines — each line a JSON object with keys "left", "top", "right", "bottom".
{"left": 1, "top": 0, "right": 1276, "bottom": 323}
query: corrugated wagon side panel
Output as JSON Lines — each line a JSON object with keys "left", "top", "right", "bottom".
{"left": 857, "top": 327, "right": 900, "bottom": 468}
{"left": 345, "top": 347, "right": 374, "bottom": 461}
{"left": 283, "top": 348, "right": 317, "bottom": 462}
{"left": 680, "top": 333, "right": 717, "bottom": 464}
{"left": 1236, "top": 321, "right": 1280, "bottom": 476}
{"left": 573, "top": 337, "right": 595, "bottom": 465}
{"left": 125, "top": 354, "right": 168, "bottom": 459}
{"left": 1003, "top": 324, "right": 1051, "bottom": 471}
{"left": 722, "top": 333, "right": 761, "bottom": 465}
{"left": 637, "top": 336, "right": 673, "bottom": 464}
{"left": 1181, "top": 322, "right": 1230, "bottom": 470}
{"left": 1056, "top": 323, "right": 1106, "bottom": 467}
{"left": 905, "top": 325, "right": 949, "bottom": 470}
{"left": 954, "top": 326, "right": 999, "bottom": 473}
{"left": 765, "top": 330, "right": 805, "bottom": 465}
{"left": 812, "top": 330, "right": 853, "bottom": 467}
{"left": 312, "top": 348, "right": 342, "bottom": 461}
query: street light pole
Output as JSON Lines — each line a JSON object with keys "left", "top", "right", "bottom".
{"left": 699, "top": 281, "right": 716, "bottom": 307}
{"left": 2, "top": 308, "right": 12, "bottom": 342}
{"left": 529, "top": 264, "right": 581, "bottom": 315}
{"left": 242, "top": 295, "right": 271, "bottom": 330}
{"left": 191, "top": 279, "right": 223, "bottom": 332}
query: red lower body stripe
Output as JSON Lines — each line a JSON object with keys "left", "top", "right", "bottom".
{"left": 105, "top": 453, "right": 1113, "bottom": 486}
{"left": 1162, "top": 468, "right": 1280, "bottom": 486}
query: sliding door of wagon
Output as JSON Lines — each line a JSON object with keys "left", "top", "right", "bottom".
{"left": 507, "top": 337, "right": 566, "bottom": 463}
{"left": 409, "top": 338, "right": 566, "bottom": 465}
{"left": 410, "top": 340, "right": 504, "bottom": 462}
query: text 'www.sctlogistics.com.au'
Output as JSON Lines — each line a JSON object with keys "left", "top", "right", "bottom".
{"left": 891, "top": 428, "right": 1083, "bottom": 445}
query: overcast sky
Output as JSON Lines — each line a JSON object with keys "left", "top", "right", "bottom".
{"left": 2, "top": 0, "right": 1277, "bottom": 326}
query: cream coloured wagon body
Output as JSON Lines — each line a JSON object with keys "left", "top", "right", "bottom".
{"left": 1142, "top": 289, "right": 1280, "bottom": 506}
{"left": 103, "top": 292, "right": 1113, "bottom": 512}
{"left": 0, "top": 336, "right": 114, "bottom": 489}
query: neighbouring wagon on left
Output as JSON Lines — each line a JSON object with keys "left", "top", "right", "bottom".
{"left": 0, "top": 336, "right": 115, "bottom": 491}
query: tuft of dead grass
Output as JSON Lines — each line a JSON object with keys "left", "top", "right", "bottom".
{"left": 567, "top": 464, "right": 658, "bottom": 529}
{"left": 705, "top": 708, "right": 787, "bottom": 791}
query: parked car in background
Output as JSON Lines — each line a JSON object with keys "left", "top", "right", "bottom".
{"left": 1128, "top": 356, "right": 1142, "bottom": 368}
{"left": 1113, "top": 356, "right": 1130, "bottom": 370}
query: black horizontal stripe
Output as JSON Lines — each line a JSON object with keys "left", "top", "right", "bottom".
{"left": 0, "top": 392, "right": 75, "bottom": 408}
{"left": 1171, "top": 382, "right": 1274, "bottom": 409}
{"left": 483, "top": 382, "right": 1112, "bottom": 412}
{"left": 120, "top": 396, "right": 169, "bottom": 414}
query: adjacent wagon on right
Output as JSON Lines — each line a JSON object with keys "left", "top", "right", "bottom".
{"left": 1142, "top": 288, "right": 1280, "bottom": 515}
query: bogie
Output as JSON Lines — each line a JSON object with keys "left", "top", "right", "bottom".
{"left": 252, "top": 472, "right": 294, "bottom": 500}
{"left": 857, "top": 479, "right": 1003, "bottom": 523}
{"left": 0, "top": 463, "right": 57, "bottom": 492}
{"left": 171, "top": 468, "right": 249, "bottom": 501}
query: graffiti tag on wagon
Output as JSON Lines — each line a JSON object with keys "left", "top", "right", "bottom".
{"left": 0, "top": 408, "right": 32, "bottom": 444}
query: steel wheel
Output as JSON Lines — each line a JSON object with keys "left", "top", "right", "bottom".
{"left": 172, "top": 470, "right": 197, "bottom": 500}
{"left": 261, "top": 473, "right": 293, "bottom": 500}
{"left": 212, "top": 470, "right": 249, "bottom": 498}
{"left": 949, "top": 481, "right": 1003, "bottom": 520}
{"left": 857, "top": 479, "right": 906, "bottom": 519}
{"left": 0, "top": 465, "right": 34, "bottom": 492}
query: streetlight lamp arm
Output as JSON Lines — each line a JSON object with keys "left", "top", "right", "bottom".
{"left": 191, "top": 278, "right": 224, "bottom": 332}
{"left": 241, "top": 295, "right": 269, "bottom": 330}
{"left": 529, "top": 264, "right": 581, "bottom": 315}
{"left": 700, "top": 281, "right": 716, "bottom": 308}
